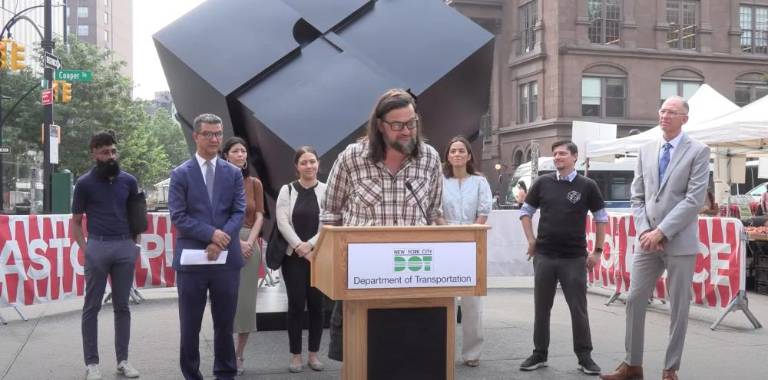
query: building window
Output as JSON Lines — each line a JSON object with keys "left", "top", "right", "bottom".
{"left": 77, "top": 6, "right": 88, "bottom": 18}
{"left": 741, "top": 5, "right": 768, "bottom": 54}
{"left": 480, "top": 111, "right": 492, "bottom": 143}
{"left": 588, "top": 0, "right": 622, "bottom": 44}
{"left": 104, "top": 30, "right": 109, "bottom": 42}
{"left": 104, "top": 12, "right": 109, "bottom": 24}
{"left": 518, "top": 81, "right": 538, "bottom": 123}
{"left": 660, "top": 80, "right": 701, "bottom": 103}
{"left": 666, "top": 0, "right": 697, "bottom": 49}
{"left": 77, "top": 25, "right": 89, "bottom": 36}
{"left": 735, "top": 73, "right": 768, "bottom": 106}
{"left": 735, "top": 84, "right": 768, "bottom": 106}
{"left": 519, "top": 1, "right": 537, "bottom": 54}
{"left": 582, "top": 77, "right": 626, "bottom": 118}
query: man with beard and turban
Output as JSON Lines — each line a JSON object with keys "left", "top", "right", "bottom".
{"left": 71, "top": 130, "right": 141, "bottom": 380}
{"left": 320, "top": 88, "right": 444, "bottom": 362}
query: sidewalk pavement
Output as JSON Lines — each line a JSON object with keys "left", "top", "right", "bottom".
{"left": 2, "top": 278, "right": 768, "bottom": 379}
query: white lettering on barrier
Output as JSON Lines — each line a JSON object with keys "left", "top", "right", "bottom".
{"left": 27, "top": 239, "right": 51, "bottom": 281}
{"left": 0, "top": 241, "right": 27, "bottom": 280}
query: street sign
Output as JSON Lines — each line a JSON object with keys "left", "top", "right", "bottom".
{"left": 0, "top": 146, "right": 10, "bottom": 154}
{"left": 55, "top": 69, "right": 92, "bottom": 82}
{"left": 41, "top": 89, "right": 53, "bottom": 105}
{"left": 43, "top": 52, "right": 61, "bottom": 69}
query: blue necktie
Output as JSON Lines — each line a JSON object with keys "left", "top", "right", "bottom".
{"left": 658, "top": 143, "right": 672, "bottom": 182}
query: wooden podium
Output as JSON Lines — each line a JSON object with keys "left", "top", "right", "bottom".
{"left": 311, "top": 225, "right": 489, "bottom": 380}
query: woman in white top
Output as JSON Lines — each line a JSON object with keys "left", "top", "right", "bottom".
{"left": 276, "top": 146, "right": 327, "bottom": 373}
{"left": 437, "top": 136, "right": 493, "bottom": 367}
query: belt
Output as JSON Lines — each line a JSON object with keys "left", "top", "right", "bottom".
{"left": 88, "top": 233, "right": 132, "bottom": 241}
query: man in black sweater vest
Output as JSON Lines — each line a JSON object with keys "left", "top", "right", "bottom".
{"left": 518, "top": 140, "right": 607, "bottom": 376}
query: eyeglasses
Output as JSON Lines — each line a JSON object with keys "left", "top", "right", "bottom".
{"left": 658, "top": 109, "right": 687, "bottom": 117}
{"left": 198, "top": 131, "right": 224, "bottom": 139}
{"left": 381, "top": 117, "right": 419, "bottom": 131}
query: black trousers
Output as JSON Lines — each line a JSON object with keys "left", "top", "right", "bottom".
{"left": 282, "top": 254, "right": 324, "bottom": 354}
{"left": 532, "top": 254, "right": 593, "bottom": 360}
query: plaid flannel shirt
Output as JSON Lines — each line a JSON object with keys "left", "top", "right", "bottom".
{"left": 320, "top": 140, "right": 443, "bottom": 226}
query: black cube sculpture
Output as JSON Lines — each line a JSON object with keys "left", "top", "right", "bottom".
{"left": 154, "top": 0, "right": 493, "bottom": 199}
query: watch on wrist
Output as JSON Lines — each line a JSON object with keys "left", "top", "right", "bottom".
{"left": 593, "top": 247, "right": 603, "bottom": 254}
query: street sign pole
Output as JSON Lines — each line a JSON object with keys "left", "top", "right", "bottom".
{"left": 43, "top": 0, "right": 53, "bottom": 214}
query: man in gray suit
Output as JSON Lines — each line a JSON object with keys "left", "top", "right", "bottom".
{"left": 601, "top": 96, "right": 709, "bottom": 380}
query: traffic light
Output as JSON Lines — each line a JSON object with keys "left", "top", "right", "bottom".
{"left": 10, "top": 41, "right": 25, "bottom": 71}
{"left": 52, "top": 80, "right": 59, "bottom": 99}
{"left": 0, "top": 39, "right": 7, "bottom": 70}
{"left": 61, "top": 82, "right": 72, "bottom": 103}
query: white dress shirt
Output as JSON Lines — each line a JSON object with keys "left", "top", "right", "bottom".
{"left": 195, "top": 153, "right": 217, "bottom": 186}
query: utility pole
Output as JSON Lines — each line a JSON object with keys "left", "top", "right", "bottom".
{"left": 43, "top": 0, "right": 53, "bottom": 213}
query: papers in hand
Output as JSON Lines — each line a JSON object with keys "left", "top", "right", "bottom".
{"left": 180, "top": 249, "right": 228, "bottom": 265}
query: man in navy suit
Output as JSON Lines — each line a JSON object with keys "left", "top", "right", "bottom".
{"left": 169, "top": 113, "right": 245, "bottom": 380}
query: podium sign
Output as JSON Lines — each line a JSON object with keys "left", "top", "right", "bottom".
{"left": 348, "top": 242, "right": 476, "bottom": 289}
{"left": 311, "top": 225, "right": 489, "bottom": 380}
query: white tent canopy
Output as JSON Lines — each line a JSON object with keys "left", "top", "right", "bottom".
{"left": 585, "top": 84, "right": 740, "bottom": 158}
{"left": 686, "top": 94, "right": 768, "bottom": 155}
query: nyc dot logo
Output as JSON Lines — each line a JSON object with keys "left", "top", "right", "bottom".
{"left": 393, "top": 248, "right": 433, "bottom": 272}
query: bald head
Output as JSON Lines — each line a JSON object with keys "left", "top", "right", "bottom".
{"left": 658, "top": 96, "right": 689, "bottom": 140}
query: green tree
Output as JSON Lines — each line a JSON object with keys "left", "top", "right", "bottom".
{"left": 51, "top": 39, "right": 138, "bottom": 177}
{"left": 119, "top": 115, "right": 171, "bottom": 188}
{"left": 2, "top": 38, "right": 186, "bottom": 189}
{"left": 145, "top": 107, "right": 190, "bottom": 167}
{"left": 0, "top": 67, "right": 41, "bottom": 155}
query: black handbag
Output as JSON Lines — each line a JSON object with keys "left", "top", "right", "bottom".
{"left": 126, "top": 191, "right": 148, "bottom": 236}
{"left": 265, "top": 182, "right": 293, "bottom": 270}
{"left": 265, "top": 222, "right": 288, "bottom": 270}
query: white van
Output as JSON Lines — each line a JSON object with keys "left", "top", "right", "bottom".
{"left": 505, "top": 157, "right": 637, "bottom": 209}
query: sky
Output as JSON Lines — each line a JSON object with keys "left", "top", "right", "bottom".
{"left": 132, "top": 0, "right": 204, "bottom": 100}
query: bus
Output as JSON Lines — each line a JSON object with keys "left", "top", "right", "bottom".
{"left": 505, "top": 157, "right": 637, "bottom": 210}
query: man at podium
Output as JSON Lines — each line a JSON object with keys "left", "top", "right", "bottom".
{"left": 320, "top": 88, "right": 444, "bottom": 361}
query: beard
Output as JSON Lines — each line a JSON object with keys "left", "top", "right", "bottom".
{"left": 386, "top": 136, "right": 417, "bottom": 155}
{"left": 94, "top": 159, "right": 120, "bottom": 180}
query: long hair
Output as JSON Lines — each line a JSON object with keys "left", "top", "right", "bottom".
{"left": 365, "top": 89, "right": 423, "bottom": 163}
{"left": 442, "top": 136, "right": 478, "bottom": 178}
{"left": 293, "top": 146, "right": 319, "bottom": 179}
{"left": 220, "top": 136, "right": 249, "bottom": 177}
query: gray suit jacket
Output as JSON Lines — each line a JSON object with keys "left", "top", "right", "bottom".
{"left": 631, "top": 133, "right": 710, "bottom": 255}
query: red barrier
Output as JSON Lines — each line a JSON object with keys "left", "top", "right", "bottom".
{"left": 586, "top": 214, "right": 744, "bottom": 309}
{"left": 2, "top": 212, "right": 745, "bottom": 309}
{"left": 1, "top": 213, "right": 176, "bottom": 307}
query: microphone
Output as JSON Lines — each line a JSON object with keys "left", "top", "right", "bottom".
{"left": 405, "top": 180, "right": 430, "bottom": 225}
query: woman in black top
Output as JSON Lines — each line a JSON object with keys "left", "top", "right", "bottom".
{"left": 276, "top": 146, "right": 328, "bottom": 373}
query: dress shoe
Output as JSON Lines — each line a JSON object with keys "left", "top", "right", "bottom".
{"left": 599, "top": 362, "right": 643, "bottom": 380}
{"left": 662, "top": 369, "right": 678, "bottom": 380}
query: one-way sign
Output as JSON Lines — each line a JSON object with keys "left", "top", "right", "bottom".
{"left": 44, "top": 52, "right": 61, "bottom": 70}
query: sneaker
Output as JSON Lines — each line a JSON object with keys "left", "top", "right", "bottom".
{"left": 117, "top": 360, "right": 140, "bottom": 378}
{"left": 520, "top": 354, "right": 548, "bottom": 371}
{"left": 579, "top": 357, "right": 601, "bottom": 375}
{"left": 85, "top": 364, "right": 103, "bottom": 380}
